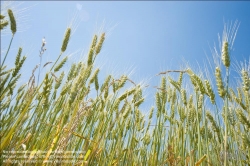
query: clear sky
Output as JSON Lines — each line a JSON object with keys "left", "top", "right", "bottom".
{"left": 1, "top": 1, "right": 250, "bottom": 110}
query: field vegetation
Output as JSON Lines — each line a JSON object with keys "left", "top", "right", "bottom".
{"left": 0, "top": 7, "right": 249, "bottom": 166}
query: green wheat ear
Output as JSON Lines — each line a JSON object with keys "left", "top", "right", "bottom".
{"left": 237, "top": 109, "right": 250, "bottom": 129}
{"left": 54, "top": 56, "right": 68, "bottom": 72}
{"left": 149, "top": 107, "right": 154, "bottom": 119}
{"left": 241, "top": 69, "right": 250, "bottom": 92}
{"left": 8, "top": 9, "right": 16, "bottom": 35}
{"left": 215, "top": 67, "right": 226, "bottom": 98}
{"left": 87, "top": 35, "right": 98, "bottom": 66}
{"left": 42, "top": 73, "right": 52, "bottom": 109}
{"left": 222, "top": 41, "right": 230, "bottom": 68}
{"left": 205, "top": 80, "right": 215, "bottom": 104}
{"left": 180, "top": 89, "right": 187, "bottom": 106}
{"left": 15, "top": 47, "right": 22, "bottom": 66}
{"left": 89, "top": 68, "right": 100, "bottom": 85}
{"left": 91, "top": 34, "right": 98, "bottom": 48}
{"left": 100, "top": 75, "right": 111, "bottom": 92}
{"left": 61, "top": 28, "right": 71, "bottom": 53}
{"left": 12, "top": 55, "right": 26, "bottom": 78}
{"left": 0, "top": 14, "right": 5, "bottom": 19}
{"left": 95, "top": 33, "right": 105, "bottom": 55}
{"left": 55, "top": 72, "right": 65, "bottom": 89}
{"left": 0, "top": 14, "right": 8, "bottom": 30}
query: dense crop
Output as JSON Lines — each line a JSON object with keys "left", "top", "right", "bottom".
{"left": 0, "top": 7, "right": 249, "bottom": 166}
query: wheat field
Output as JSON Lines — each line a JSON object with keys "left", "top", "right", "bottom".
{"left": 0, "top": 6, "right": 249, "bottom": 166}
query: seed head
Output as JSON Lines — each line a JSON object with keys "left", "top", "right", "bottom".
{"left": 181, "top": 89, "right": 187, "bottom": 106}
{"left": 193, "top": 75, "right": 206, "bottom": 95}
{"left": 12, "top": 56, "right": 26, "bottom": 77}
{"left": 237, "top": 109, "right": 250, "bottom": 129}
{"left": 91, "top": 35, "right": 98, "bottom": 49}
{"left": 156, "top": 92, "right": 161, "bottom": 113}
{"left": 61, "top": 28, "right": 71, "bottom": 52}
{"left": 94, "top": 73, "right": 99, "bottom": 91}
{"left": 0, "top": 14, "right": 5, "bottom": 19}
{"left": 55, "top": 72, "right": 65, "bottom": 89}
{"left": 215, "top": 67, "right": 226, "bottom": 98}
{"left": 205, "top": 80, "right": 215, "bottom": 104}
{"left": 149, "top": 107, "right": 154, "bottom": 119}
{"left": 96, "top": 33, "right": 105, "bottom": 55}
{"left": 8, "top": 9, "right": 16, "bottom": 35}
{"left": 222, "top": 41, "right": 230, "bottom": 68}
{"left": 89, "top": 68, "right": 100, "bottom": 85}
{"left": 241, "top": 70, "right": 249, "bottom": 92}
{"left": 15, "top": 47, "right": 22, "bottom": 66}
{"left": 0, "top": 19, "right": 8, "bottom": 30}
{"left": 42, "top": 37, "right": 46, "bottom": 47}
{"left": 134, "top": 98, "right": 144, "bottom": 107}
{"left": 101, "top": 75, "right": 111, "bottom": 92}
{"left": 87, "top": 48, "right": 94, "bottom": 67}
{"left": 54, "top": 56, "right": 68, "bottom": 72}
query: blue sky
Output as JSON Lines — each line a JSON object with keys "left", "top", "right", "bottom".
{"left": 1, "top": 1, "right": 250, "bottom": 110}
